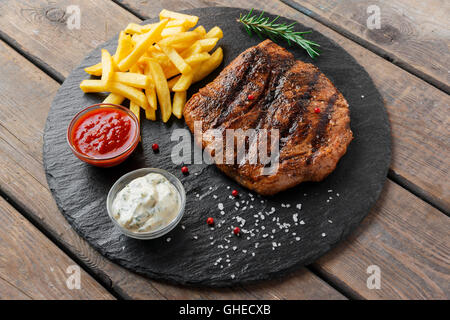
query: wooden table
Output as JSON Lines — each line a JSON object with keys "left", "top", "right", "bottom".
{"left": 0, "top": 0, "right": 448, "bottom": 300}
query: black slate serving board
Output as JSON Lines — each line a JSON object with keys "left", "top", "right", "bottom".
{"left": 43, "top": 7, "right": 391, "bottom": 286}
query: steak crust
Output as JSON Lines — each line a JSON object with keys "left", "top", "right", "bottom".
{"left": 184, "top": 40, "right": 353, "bottom": 195}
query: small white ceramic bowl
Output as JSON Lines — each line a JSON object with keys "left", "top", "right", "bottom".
{"left": 106, "top": 168, "right": 186, "bottom": 240}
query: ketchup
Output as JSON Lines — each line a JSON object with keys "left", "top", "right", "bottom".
{"left": 71, "top": 107, "right": 138, "bottom": 161}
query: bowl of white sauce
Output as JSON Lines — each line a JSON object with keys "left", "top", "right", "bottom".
{"left": 106, "top": 168, "right": 186, "bottom": 240}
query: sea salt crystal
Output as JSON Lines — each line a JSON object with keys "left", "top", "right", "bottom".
{"left": 193, "top": 235, "right": 198, "bottom": 240}
{"left": 328, "top": 219, "right": 333, "bottom": 224}
{"left": 322, "top": 233, "right": 327, "bottom": 237}
{"left": 166, "top": 237, "right": 171, "bottom": 242}
{"left": 262, "top": 234, "right": 268, "bottom": 238}
{"left": 300, "top": 220, "right": 305, "bottom": 225}
{"left": 218, "top": 203, "right": 224, "bottom": 210}
{"left": 181, "top": 225, "right": 185, "bottom": 230}
{"left": 213, "top": 195, "right": 218, "bottom": 199}
{"left": 220, "top": 211, "right": 225, "bottom": 215}
{"left": 328, "top": 190, "right": 333, "bottom": 193}
{"left": 231, "top": 274, "right": 235, "bottom": 279}
{"left": 232, "top": 246, "right": 237, "bottom": 251}
{"left": 286, "top": 204, "right": 291, "bottom": 208}
{"left": 295, "top": 237, "right": 301, "bottom": 241}
{"left": 293, "top": 213, "right": 298, "bottom": 223}
{"left": 242, "top": 250, "right": 247, "bottom": 253}
{"left": 252, "top": 252, "right": 255, "bottom": 257}
{"left": 235, "top": 202, "right": 240, "bottom": 207}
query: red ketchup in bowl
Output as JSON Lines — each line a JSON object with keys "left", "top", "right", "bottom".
{"left": 67, "top": 104, "right": 139, "bottom": 167}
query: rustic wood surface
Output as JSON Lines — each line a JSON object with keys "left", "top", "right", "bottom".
{"left": 281, "top": 0, "right": 450, "bottom": 93}
{"left": 0, "top": 196, "right": 114, "bottom": 299}
{"left": 0, "top": 0, "right": 448, "bottom": 299}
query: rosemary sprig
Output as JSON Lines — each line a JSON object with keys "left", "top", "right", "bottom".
{"left": 237, "top": 9, "right": 320, "bottom": 58}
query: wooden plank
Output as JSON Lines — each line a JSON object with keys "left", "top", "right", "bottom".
{"left": 282, "top": 0, "right": 450, "bottom": 93}
{"left": 0, "top": 39, "right": 344, "bottom": 302}
{"left": 316, "top": 180, "right": 450, "bottom": 299}
{"left": 0, "top": 196, "right": 114, "bottom": 300}
{"left": 114, "top": 1, "right": 449, "bottom": 212}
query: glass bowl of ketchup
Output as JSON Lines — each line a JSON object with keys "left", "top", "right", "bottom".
{"left": 67, "top": 103, "right": 140, "bottom": 167}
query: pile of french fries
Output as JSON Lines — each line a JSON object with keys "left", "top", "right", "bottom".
{"left": 80, "top": 9, "right": 223, "bottom": 122}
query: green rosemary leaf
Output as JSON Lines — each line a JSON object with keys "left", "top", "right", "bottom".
{"left": 237, "top": 9, "right": 320, "bottom": 58}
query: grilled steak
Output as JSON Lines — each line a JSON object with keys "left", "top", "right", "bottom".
{"left": 184, "top": 39, "right": 353, "bottom": 195}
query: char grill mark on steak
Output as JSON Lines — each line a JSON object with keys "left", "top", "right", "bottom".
{"left": 311, "top": 93, "right": 339, "bottom": 151}
{"left": 212, "top": 46, "right": 271, "bottom": 129}
{"left": 277, "top": 68, "right": 321, "bottom": 145}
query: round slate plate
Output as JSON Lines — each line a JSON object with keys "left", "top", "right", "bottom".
{"left": 44, "top": 7, "right": 391, "bottom": 286}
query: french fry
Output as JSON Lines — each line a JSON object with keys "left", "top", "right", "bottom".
{"left": 84, "top": 32, "right": 132, "bottom": 76}
{"left": 160, "top": 45, "right": 192, "bottom": 74}
{"left": 84, "top": 63, "right": 103, "bottom": 76}
{"left": 124, "top": 23, "right": 144, "bottom": 34}
{"left": 112, "top": 72, "right": 152, "bottom": 89}
{"left": 130, "top": 101, "right": 141, "bottom": 122}
{"left": 198, "top": 38, "right": 219, "bottom": 52}
{"left": 118, "top": 19, "right": 168, "bottom": 71}
{"left": 193, "top": 25, "right": 206, "bottom": 37}
{"left": 180, "top": 41, "right": 202, "bottom": 58}
{"left": 172, "top": 72, "right": 193, "bottom": 92}
{"left": 167, "top": 19, "right": 189, "bottom": 28}
{"left": 205, "top": 26, "right": 223, "bottom": 39}
{"left": 167, "top": 75, "right": 180, "bottom": 91}
{"left": 131, "top": 33, "right": 146, "bottom": 45}
{"left": 172, "top": 91, "right": 186, "bottom": 119}
{"left": 161, "top": 26, "right": 185, "bottom": 37}
{"left": 158, "top": 32, "right": 200, "bottom": 48}
{"left": 114, "top": 32, "right": 133, "bottom": 64}
{"left": 162, "top": 63, "right": 181, "bottom": 79}
{"left": 80, "top": 80, "right": 106, "bottom": 92}
{"left": 148, "top": 59, "right": 171, "bottom": 122}
{"left": 145, "top": 106, "right": 156, "bottom": 120}
{"left": 142, "top": 61, "right": 158, "bottom": 110}
{"left": 159, "top": 9, "right": 198, "bottom": 28}
{"left": 185, "top": 52, "right": 210, "bottom": 66}
{"left": 193, "top": 47, "right": 223, "bottom": 82}
{"left": 101, "top": 49, "right": 114, "bottom": 85}
{"left": 106, "top": 81, "right": 149, "bottom": 108}
{"left": 103, "top": 93, "right": 125, "bottom": 105}
{"left": 145, "top": 85, "right": 157, "bottom": 110}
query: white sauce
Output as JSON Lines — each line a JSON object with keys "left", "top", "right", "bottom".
{"left": 111, "top": 173, "right": 180, "bottom": 233}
